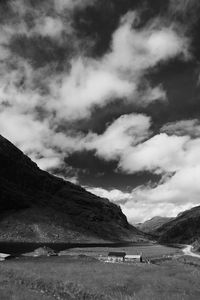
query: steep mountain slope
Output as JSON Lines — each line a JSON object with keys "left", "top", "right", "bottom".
{"left": 0, "top": 135, "right": 142, "bottom": 242}
{"left": 154, "top": 206, "right": 200, "bottom": 245}
{"left": 136, "top": 216, "right": 174, "bottom": 234}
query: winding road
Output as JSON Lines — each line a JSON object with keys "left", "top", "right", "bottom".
{"left": 182, "top": 245, "right": 200, "bottom": 258}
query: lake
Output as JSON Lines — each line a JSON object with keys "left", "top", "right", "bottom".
{"left": 0, "top": 241, "right": 151, "bottom": 255}
{"left": 0, "top": 241, "right": 180, "bottom": 257}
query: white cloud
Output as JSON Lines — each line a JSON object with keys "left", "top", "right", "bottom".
{"left": 117, "top": 129, "right": 200, "bottom": 175}
{"left": 0, "top": 108, "right": 49, "bottom": 152}
{"left": 54, "top": 58, "right": 135, "bottom": 120}
{"left": 31, "top": 154, "right": 63, "bottom": 171}
{"left": 146, "top": 27, "right": 189, "bottom": 61}
{"left": 119, "top": 133, "right": 189, "bottom": 174}
{"left": 85, "top": 113, "right": 151, "bottom": 160}
{"left": 122, "top": 201, "right": 194, "bottom": 224}
{"left": 0, "top": 107, "right": 77, "bottom": 170}
{"left": 83, "top": 119, "right": 193, "bottom": 174}
{"left": 125, "top": 165, "right": 200, "bottom": 222}
{"left": 87, "top": 186, "right": 194, "bottom": 223}
{"left": 106, "top": 13, "right": 189, "bottom": 72}
{"left": 86, "top": 117, "right": 200, "bottom": 188}
{"left": 49, "top": 11, "right": 188, "bottom": 120}
{"left": 87, "top": 187, "right": 133, "bottom": 204}
{"left": 85, "top": 117, "right": 200, "bottom": 223}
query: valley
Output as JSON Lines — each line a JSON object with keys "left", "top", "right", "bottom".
{"left": 1, "top": 135, "right": 200, "bottom": 299}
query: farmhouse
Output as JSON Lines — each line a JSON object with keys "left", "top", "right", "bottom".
{"left": 106, "top": 252, "right": 143, "bottom": 263}
{"left": 108, "top": 252, "right": 126, "bottom": 262}
{"left": 125, "top": 254, "right": 142, "bottom": 263}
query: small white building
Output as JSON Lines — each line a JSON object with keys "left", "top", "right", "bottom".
{"left": 125, "top": 254, "right": 142, "bottom": 263}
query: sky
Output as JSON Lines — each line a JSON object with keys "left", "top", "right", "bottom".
{"left": 1, "top": 0, "right": 200, "bottom": 223}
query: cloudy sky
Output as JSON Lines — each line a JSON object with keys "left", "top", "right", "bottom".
{"left": 1, "top": 0, "right": 200, "bottom": 223}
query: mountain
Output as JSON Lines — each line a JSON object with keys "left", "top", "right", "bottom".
{"left": 0, "top": 134, "right": 143, "bottom": 243}
{"left": 135, "top": 216, "right": 174, "bottom": 234}
{"left": 153, "top": 206, "right": 200, "bottom": 245}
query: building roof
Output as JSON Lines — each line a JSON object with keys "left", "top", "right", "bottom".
{"left": 125, "top": 255, "right": 141, "bottom": 259}
{"left": 108, "top": 252, "right": 126, "bottom": 257}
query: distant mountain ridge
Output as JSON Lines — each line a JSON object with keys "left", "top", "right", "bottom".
{"left": 136, "top": 216, "right": 174, "bottom": 234}
{"left": 137, "top": 207, "right": 200, "bottom": 249}
{"left": 150, "top": 206, "right": 200, "bottom": 246}
{"left": 0, "top": 134, "right": 143, "bottom": 242}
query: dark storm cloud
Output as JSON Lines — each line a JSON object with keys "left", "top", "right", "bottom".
{"left": 168, "top": 0, "right": 200, "bottom": 64}
{"left": 62, "top": 150, "right": 160, "bottom": 192}
{"left": 169, "top": 0, "right": 200, "bottom": 19}
{"left": 146, "top": 61, "right": 200, "bottom": 128}
{"left": 10, "top": 35, "right": 72, "bottom": 70}
{"left": 72, "top": 0, "right": 170, "bottom": 57}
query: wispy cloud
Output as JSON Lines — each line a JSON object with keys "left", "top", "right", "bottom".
{"left": 169, "top": 0, "right": 200, "bottom": 16}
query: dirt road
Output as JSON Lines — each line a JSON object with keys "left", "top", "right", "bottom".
{"left": 183, "top": 245, "right": 200, "bottom": 258}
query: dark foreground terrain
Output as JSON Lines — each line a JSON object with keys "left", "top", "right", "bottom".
{"left": 153, "top": 206, "right": 200, "bottom": 247}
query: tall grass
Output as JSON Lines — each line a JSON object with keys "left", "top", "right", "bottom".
{"left": 1, "top": 254, "right": 200, "bottom": 299}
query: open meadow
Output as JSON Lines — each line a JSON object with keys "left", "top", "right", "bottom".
{"left": 59, "top": 244, "right": 181, "bottom": 261}
{"left": 0, "top": 245, "right": 200, "bottom": 300}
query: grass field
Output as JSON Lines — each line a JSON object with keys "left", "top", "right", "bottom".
{"left": 59, "top": 244, "right": 181, "bottom": 260}
{"left": 0, "top": 245, "right": 200, "bottom": 300}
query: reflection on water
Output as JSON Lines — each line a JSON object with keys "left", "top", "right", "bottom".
{"left": 0, "top": 242, "right": 151, "bottom": 255}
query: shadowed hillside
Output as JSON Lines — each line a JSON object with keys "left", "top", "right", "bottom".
{"left": 153, "top": 206, "right": 200, "bottom": 245}
{"left": 0, "top": 135, "right": 142, "bottom": 242}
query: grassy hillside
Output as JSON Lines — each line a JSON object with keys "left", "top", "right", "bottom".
{"left": 154, "top": 206, "right": 200, "bottom": 245}
{"left": 0, "top": 134, "right": 142, "bottom": 242}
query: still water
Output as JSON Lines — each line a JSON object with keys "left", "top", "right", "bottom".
{"left": 0, "top": 242, "right": 150, "bottom": 255}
